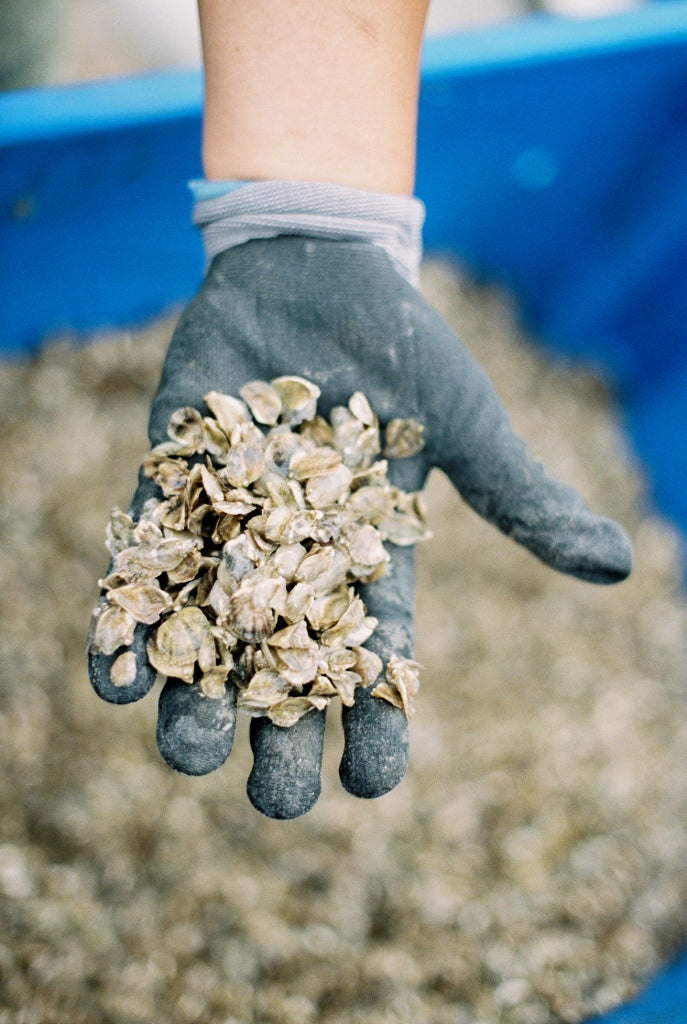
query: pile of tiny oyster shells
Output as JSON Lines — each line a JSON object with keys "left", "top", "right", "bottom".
{"left": 88, "top": 376, "right": 430, "bottom": 726}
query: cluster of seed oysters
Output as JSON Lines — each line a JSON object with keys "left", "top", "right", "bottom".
{"left": 88, "top": 376, "right": 429, "bottom": 727}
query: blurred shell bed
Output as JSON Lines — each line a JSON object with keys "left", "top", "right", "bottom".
{"left": 1, "top": 261, "right": 687, "bottom": 1024}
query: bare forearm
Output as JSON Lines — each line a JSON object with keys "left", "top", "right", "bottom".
{"left": 197, "top": 0, "right": 430, "bottom": 194}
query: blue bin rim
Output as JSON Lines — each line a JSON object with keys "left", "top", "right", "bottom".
{"left": 422, "top": 0, "right": 687, "bottom": 76}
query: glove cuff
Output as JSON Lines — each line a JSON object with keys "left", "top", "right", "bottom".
{"left": 191, "top": 179, "right": 426, "bottom": 287}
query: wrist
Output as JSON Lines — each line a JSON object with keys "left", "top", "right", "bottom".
{"left": 191, "top": 179, "right": 425, "bottom": 287}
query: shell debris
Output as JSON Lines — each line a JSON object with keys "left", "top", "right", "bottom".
{"left": 89, "top": 379, "right": 431, "bottom": 725}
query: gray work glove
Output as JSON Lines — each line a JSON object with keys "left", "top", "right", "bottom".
{"left": 88, "top": 205, "right": 631, "bottom": 820}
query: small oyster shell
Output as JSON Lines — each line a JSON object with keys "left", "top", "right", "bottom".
{"left": 270, "top": 646, "right": 320, "bottom": 688}
{"left": 321, "top": 595, "right": 377, "bottom": 648}
{"left": 222, "top": 535, "right": 259, "bottom": 581}
{"left": 327, "top": 670, "right": 360, "bottom": 707}
{"left": 267, "top": 696, "right": 320, "bottom": 727}
{"left": 146, "top": 642, "right": 195, "bottom": 684}
{"left": 166, "top": 546, "right": 203, "bottom": 585}
{"left": 142, "top": 453, "right": 189, "bottom": 497}
{"left": 239, "top": 380, "right": 282, "bottom": 426}
{"left": 371, "top": 656, "right": 422, "bottom": 718}
{"left": 348, "top": 390, "right": 377, "bottom": 427}
{"left": 294, "top": 545, "right": 349, "bottom": 593}
{"left": 199, "top": 665, "right": 229, "bottom": 699}
{"left": 288, "top": 445, "right": 341, "bottom": 482}
{"left": 346, "top": 484, "right": 394, "bottom": 522}
{"left": 238, "top": 669, "right": 290, "bottom": 713}
{"left": 331, "top": 406, "right": 381, "bottom": 470}
{"left": 267, "top": 542, "right": 307, "bottom": 583}
{"left": 352, "top": 646, "right": 383, "bottom": 687}
{"left": 206, "top": 579, "right": 233, "bottom": 620}
{"left": 281, "top": 508, "right": 345, "bottom": 546}
{"left": 107, "top": 581, "right": 173, "bottom": 625}
{"left": 89, "top": 603, "right": 136, "bottom": 656}
{"left": 306, "top": 586, "right": 352, "bottom": 632}
{"left": 377, "top": 508, "right": 432, "bottom": 546}
{"left": 215, "top": 557, "right": 240, "bottom": 597}
{"left": 298, "top": 414, "right": 335, "bottom": 448}
{"left": 267, "top": 620, "right": 313, "bottom": 651}
{"left": 345, "top": 523, "right": 389, "bottom": 580}
{"left": 106, "top": 538, "right": 198, "bottom": 586}
{"left": 158, "top": 496, "right": 187, "bottom": 532}
{"left": 266, "top": 622, "right": 319, "bottom": 687}
{"left": 305, "top": 464, "right": 353, "bottom": 508}
{"left": 383, "top": 417, "right": 425, "bottom": 459}
{"left": 271, "top": 376, "right": 320, "bottom": 425}
{"left": 146, "top": 606, "right": 212, "bottom": 682}
{"left": 154, "top": 606, "right": 210, "bottom": 662}
{"left": 202, "top": 416, "right": 231, "bottom": 461}
{"left": 132, "top": 517, "right": 164, "bottom": 547}
{"left": 106, "top": 508, "right": 136, "bottom": 556}
{"left": 263, "top": 431, "right": 302, "bottom": 478}
{"left": 284, "top": 581, "right": 314, "bottom": 624}
{"left": 309, "top": 675, "right": 338, "bottom": 698}
{"left": 198, "top": 629, "right": 218, "bottom": 674}
{"left": 200, "top": 463, "right": 224, "bottom": 504}
{"left": 224, "top": 439, "right": 265, "bottom": 488}
{"left": 204, "top": 390, "right": 250, "bottom": 436}
{"left": 110, "top": 650, "right": 138, "bottom": 688}
{"left": 321, "top": 646, "right": 358, "bottom": 675}
{"left": 227, "top": 574, "right": 282, "bottom": 642}
{"left": 166, "top": 406, "right": 206, "bottom": 453}
{"left": 257, "top": 506, "right": 291, "bottom": 543}
{"left": 213, "top": 497, "right": 258, "bottom": 517}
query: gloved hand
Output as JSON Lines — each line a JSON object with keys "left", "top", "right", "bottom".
{"left": 88, "top": 215, "right": 631, "bottom": 820}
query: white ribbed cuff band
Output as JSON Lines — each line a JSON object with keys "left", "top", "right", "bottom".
{"left": 192, "top": 180, "right": 425, "bottom": 287}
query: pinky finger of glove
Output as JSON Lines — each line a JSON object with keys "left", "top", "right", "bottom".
{"left": 88, "top": 623, "right": 157, "bottom": 705}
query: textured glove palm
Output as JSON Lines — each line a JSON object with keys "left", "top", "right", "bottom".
{"left": 89, "top": 236, "right": 632, "bottom": 818}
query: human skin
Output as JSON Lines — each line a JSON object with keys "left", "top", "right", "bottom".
{"left": 197, "top": 0, "right": 431, "bottom": 194}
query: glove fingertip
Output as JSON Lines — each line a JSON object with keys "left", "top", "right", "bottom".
{"left": 339, "top": 685, "right": 409, "bottom": 799}
{"left": 572, "top": 517, "right": 633, "bottom": 584}
{"left": 247, "top": 711, "right": 325, "bottom": 819}
{"left": 157, "top": 678, "right": 237, "bottom": 776}
{"left": 87, "top": 630, "right": 157, "bottom": 705}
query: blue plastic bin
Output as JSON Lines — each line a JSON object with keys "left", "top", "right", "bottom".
{"left": 1, "top": 7, "right": 687, "bottom": 1017}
